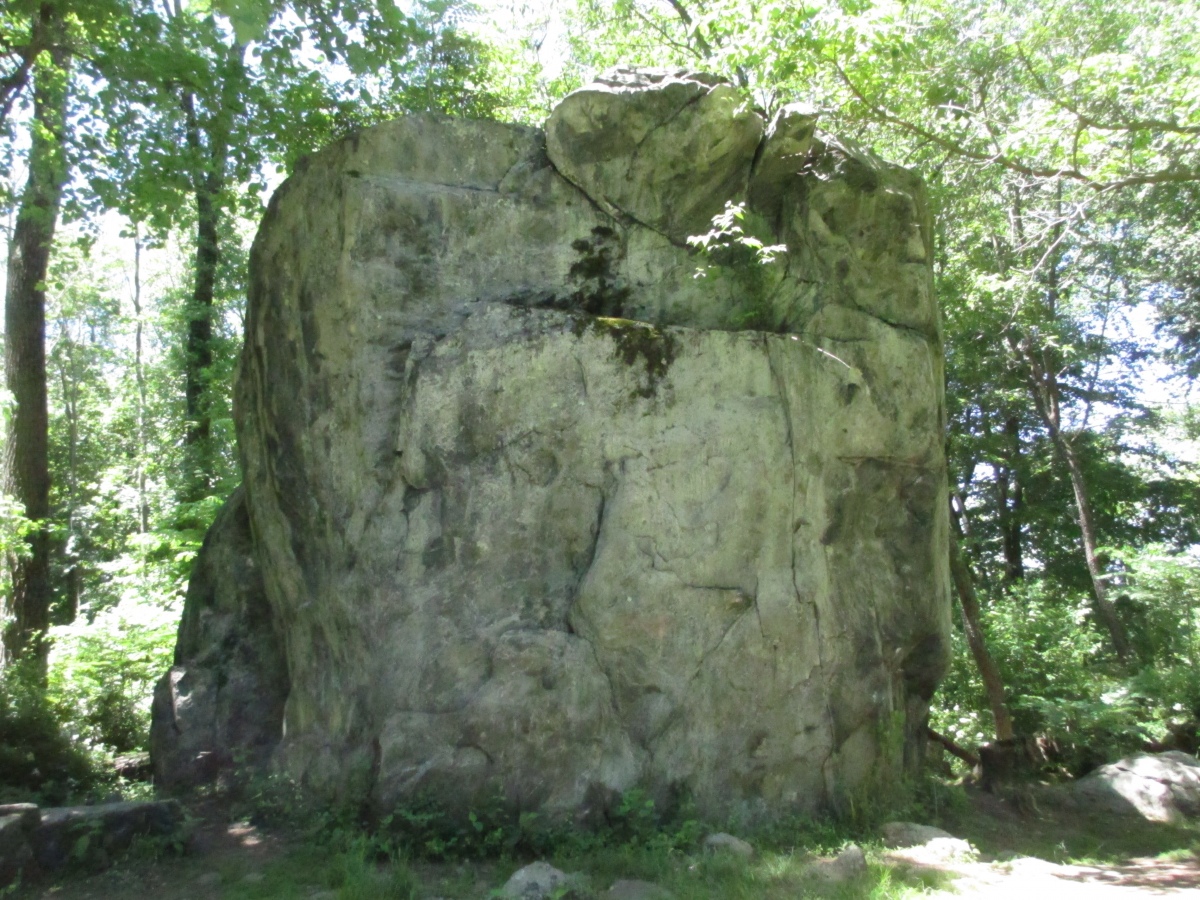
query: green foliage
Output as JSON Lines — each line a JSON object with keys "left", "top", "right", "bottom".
{"left": 935, "top": 545, "right": 1200, "bottom": 772}
{"left": 46, "top": 600, "right": 177, "bottom": 753}
{"left": 687, "top": 201, "right": 788, "bottom": 330}
{"left": 0, "top": 659, "right": 97, "bottom": 803}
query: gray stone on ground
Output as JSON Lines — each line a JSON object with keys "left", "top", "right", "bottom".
{"left": 606, "top": 879, "right": 674, "bottom": 900}
{"left": 501, "top": 861, "right": 589, "bottom": 899}
{"left": 703, "top": 832, "right": 755, "bottom": 859}
{"left": 808, "top": 843, "right": 868, "bottom": 882}
{"left": 1065, "top": 751, "right": 1200, "bottom": 824}
{"left": 152, "top": 63, "right": 950, "bottom": 825}
{"left": 881, "top": 821, "right": 975, "bottom": 864}
{"left": 880, "top": 821, "right": 954, "bottom": 848}
{"left": 29, "top": 800, "right": 185, "bottom": 872}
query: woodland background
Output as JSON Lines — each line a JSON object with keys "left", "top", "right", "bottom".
{"left": 1, "top": 0, "right": 1198, "bottom": 800}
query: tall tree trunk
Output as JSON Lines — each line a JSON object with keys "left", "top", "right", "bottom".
{"left": 1007, "top": 183, "right": 1133, "bottom": 665}
{"left": 1053, "top": 422, "right": 1133, "bottom": 663}
{"left": 177, "top": 39, "right": 245, "bottom": 505}
{"left": 998, "top": 415, "right": 1024, "bottom": 584}
{"left": 948, "top": 522, "right": 1015, "bottom": 742}
{"left": 57, "top": 332, "right": 79, "bottom": 625}
{"left": 1018, "top": 339, "right": 1134, "bottom": 665}
{"left": 131, "top": 228, "right": 149, "bottom": 535}
{"left": 181, "top": 168, "right": 218, "bottom": 501}
{"left": 2, "top": 4, "right": 71, "bottom": 671}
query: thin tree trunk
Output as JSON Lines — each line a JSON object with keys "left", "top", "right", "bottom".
{"left": 2, "top": 5, "right": 71, "bottom": 671}
{"left": 131, "top": 228, "right": 149, "bottom": 534}
{"left": 178, "top": 39, "right": 245, "bottom": 504}
{"left": 999, "top": 415, "right": 1024, "bottom": 584}
{"left": 1007, "top": 183, "right": 1133, "bottom": 665}
{"left": 1052, "top": 424, "right": 1134, "bottom": 663}
{"left": 58, "top": 331, "right": 79, "bottom": 624}
{"left": 927, "top": 726, "right": 981, "bottom": 768}
{"left": 949, "top": 529, "right": 1016, "bottom": 742}
{"left": 1017, "top": 337, "right": 1134, "bottom": 664}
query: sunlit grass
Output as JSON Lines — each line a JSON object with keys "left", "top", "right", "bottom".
{"left": 208, "top": 840, "right": 957, "bottom": 900}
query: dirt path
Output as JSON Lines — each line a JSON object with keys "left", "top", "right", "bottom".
{"left": 891, "top": 851, "right": 1200, "bottom": 898}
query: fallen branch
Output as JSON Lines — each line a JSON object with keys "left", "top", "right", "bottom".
{"left": 927, "top": 726, "right": 981, "bottom": 768}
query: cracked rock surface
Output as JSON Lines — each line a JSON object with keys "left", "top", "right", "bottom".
{"left": 151, "top": 66, "right": 951, "bottom": 822}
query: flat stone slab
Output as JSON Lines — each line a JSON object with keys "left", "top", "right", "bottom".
{"left": 30, "top": 799, "right": 185, "bottom": 872}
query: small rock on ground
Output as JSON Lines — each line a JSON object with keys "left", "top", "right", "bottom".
{"left": 881, "top": 821, "right": 976, "bottom": 865}
{"left": 501, "top": 861, "right": 589, "bottom": 899}
{"left": 808, "top": 844, "right": 868, "bottom": 882}
{"left": 703, "top": 832, "right": 755, "bottom": 859}
{"left": 880, "top": 822, "right": 956, "bottom": 847}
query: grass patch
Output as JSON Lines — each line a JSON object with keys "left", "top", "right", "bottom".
{"left": 932, "top": 785, "right": 1200, "bottom": 865}
{"left": 542, "top": 844, "right": 951, "bottom": 899}
{"left": 214, "top": 841, "right": 420, "bottom": 900}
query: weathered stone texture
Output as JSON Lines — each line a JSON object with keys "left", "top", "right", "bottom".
{"left": 152, "top": 67, "right": 951, "bottom": 822}
{"left": 150, "top": 487, "right": 287, "bottom": 788}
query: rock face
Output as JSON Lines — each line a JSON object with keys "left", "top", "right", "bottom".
{"left": 151, "top": 67, "right": 951, "bottom": 822}
{"left": 151, "top": 487, "right": 287, "bottom": 789}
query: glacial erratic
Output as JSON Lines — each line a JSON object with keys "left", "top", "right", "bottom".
{"left": 151, "top": 66, "right": 951, "bottom": 824}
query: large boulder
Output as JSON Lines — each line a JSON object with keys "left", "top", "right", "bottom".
{"left": 152, "top": 67, "right": 951, "bottom": 823}
{"left": 1063, "top": 751, "right": 1200, "bottom": 823}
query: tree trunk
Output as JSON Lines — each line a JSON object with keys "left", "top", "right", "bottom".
{"left": 1051, "top": 426, "right": 1134, "bottom": 664}
{"left": 2, "top": 5, "right": 71, "bottom": 671}
{"left": 998, "top": 415, "right": 1024, "bottom": 584}
{"left": 57, "top": 332, "right": 79, "bottom": 625}
{"left": 131, "top": 228, "right": 149, "bottom": 534}
{"left": 1007, "top": 181, "right": 1133, "bottom": 666}
{"left": 181, "top": 170, "right": 218, "bottom": 501}
{"left": 949, "top": 529, "right": 1016, "bottom": 742}
{"left": 178, "top": 39, "right": 245, "bottom": 504}
{"left": 1017, "top": 337, "right": 1134, "bottom": 665}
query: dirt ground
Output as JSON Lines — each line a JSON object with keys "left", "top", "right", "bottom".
{"left": 16, "top": 788, "right": 1200, "bottom": 899}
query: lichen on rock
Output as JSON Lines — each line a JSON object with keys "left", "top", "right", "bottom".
{"left": 151, "top": 66, "right": 951, "bottom": 825}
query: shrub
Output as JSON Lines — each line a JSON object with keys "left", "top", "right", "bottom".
{"left": 931, "top": 547, "right": 1200, "bottom": 774}
{"left": 0, "top": 660, "right": 98, "bottom": 803}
